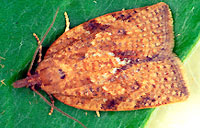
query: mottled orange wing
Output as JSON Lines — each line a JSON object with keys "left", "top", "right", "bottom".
{"left": 37, "top": 2, "right": 189, "bottom": 111}
{"left": 45, "top": 2, "right": 173, "bottom": 59}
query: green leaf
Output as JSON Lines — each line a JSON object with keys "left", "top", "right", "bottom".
{"left": 0, "top": 0, "right": 199, "bottom": 128}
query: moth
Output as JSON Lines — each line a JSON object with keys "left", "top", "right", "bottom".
{"left": 13, "top": 1, "right": 189, "bottom": 122}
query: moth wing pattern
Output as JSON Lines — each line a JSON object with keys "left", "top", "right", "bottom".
{"left": 36, "top": 2, "right": 189, "bottom": 111}
{"left": 45, "top": 2, "right": 174, "bottom": 59}
{"left": 53, "top": 56, "right": 188, "bottom": 111}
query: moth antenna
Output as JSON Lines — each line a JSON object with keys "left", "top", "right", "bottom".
{"left": 40, "top": 7, "right": 59, "bottom": 45}
{"left": 31, "top": 86, "right": 87, "bottom": 128}
{"left": 27, "top": 7, "right": 59, "bottom": 76}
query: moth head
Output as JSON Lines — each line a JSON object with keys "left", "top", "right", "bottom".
{"left": 13, "top": 74, "right": 41, "bottom": 88}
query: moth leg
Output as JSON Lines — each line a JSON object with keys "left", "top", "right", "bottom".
{"left": 64, "top": 12, "right": 70, "bottom": 32}
{"left": 31, "top": 87, "right": 54, "bottom": 116}
{"left": 27, "top": 10, "right": 59, "bottom": 76}
{"left": 96, "top": 111, "right": 100, "bottom": 117}
{"left": 27, "top": 33, "right": 42, "bottom": 76}
{"left": 48, "top": 94, "right": 55, "bottom": 115}
{"left": 33, "top": 33, "right": 42, "bottom": 63}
